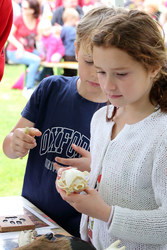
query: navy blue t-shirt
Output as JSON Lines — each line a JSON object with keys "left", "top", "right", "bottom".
{"left": 21, "top": 75, "right": 106, "bottom": 237}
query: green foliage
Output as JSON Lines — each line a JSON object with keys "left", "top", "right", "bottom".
{"left": 0, "top": 64, "right": 27, "bottom": 196}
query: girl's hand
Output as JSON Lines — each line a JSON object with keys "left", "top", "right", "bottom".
{"left": 55, "top": 144, "right": 91, "bottom": 172}
{"left": 56, "top": 179, "right": 111, "bottom": 222}
{"left": 11, "top": 127, "right": 42, "bottom": 158}
{"left": 50, "top": 53, "right": 62, "bottom": 63}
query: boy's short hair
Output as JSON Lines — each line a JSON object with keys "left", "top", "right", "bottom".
{"left": 75, "top": 6, "right": 124, "bottom": 54}
{"left": 37, "top": 18, "right": 52, "bottom": 34}
{"left": 62, "top": 7, "right": 79, "bottom": 22}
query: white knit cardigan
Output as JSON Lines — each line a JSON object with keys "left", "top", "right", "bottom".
{"left": 80, "top": 105, "right": 167, "bottom": 250}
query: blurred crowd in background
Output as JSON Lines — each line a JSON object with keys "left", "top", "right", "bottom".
{"left": 7, "top": 0, "right": 167, "bottom": 98}
{"left": 12, "top": 0, "right": 167, "bottom": 24}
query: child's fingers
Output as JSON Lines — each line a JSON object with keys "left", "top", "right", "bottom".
{"left": 53, "top": 162, "right": 63, "bottom": 175}
{"left": 55, "top": 145, "right": 90, "bottom": 166}
{"left": 16, "top": 127, "right": 41, "bottom": 159}
{"left": 72, "top": 144, "right": 90, "bottom": 157}
{"left": 26, "top": 127, "right": 42, "bottom": 137}
{"left": 110, "top": 240, "right": 121, "bottom": 247}
{"left": 55, "top": 156, "right": 78, "bottom": 167}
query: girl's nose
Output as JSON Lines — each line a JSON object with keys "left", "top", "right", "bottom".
{"left": 104, "top": 76, "right": 116, "bottom": 91}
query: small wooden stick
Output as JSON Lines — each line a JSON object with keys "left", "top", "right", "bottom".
{"left": 25, "top": 127, "right": 29, "bottom": 135}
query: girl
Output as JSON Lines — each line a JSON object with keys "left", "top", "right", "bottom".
{"left": 37, "top": 19, "right": 64, "bottom": 63}
{"left": 35, "top": 18, "right": 65, "bottom": 81}
{"left": 56, "top": 8, "right": 167, "bottom": 250}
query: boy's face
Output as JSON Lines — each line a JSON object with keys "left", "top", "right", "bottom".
{"left": 75, "top": 43, "right": 107, "bottom": 101}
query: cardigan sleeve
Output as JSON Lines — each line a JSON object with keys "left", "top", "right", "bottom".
{"left": 108, "top": 134, "right": 167, "bottom": 245}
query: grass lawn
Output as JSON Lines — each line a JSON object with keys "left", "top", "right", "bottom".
{"left": 0, "top": 64, "right": 28, "bottom": 196}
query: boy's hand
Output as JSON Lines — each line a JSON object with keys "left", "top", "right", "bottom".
{"left": 55, "top": 144, "right": 91, "bottom": 172}
{"left": 11, "top": 127, "right": 42, "bottom": 158}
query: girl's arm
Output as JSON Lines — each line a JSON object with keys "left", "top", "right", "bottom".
{"left": 3, "top": 117, "right": 41, "bottom": 159}
{"left": 8, "top": 24, "right": 24, "bottom": 50}
{"left": 56, "top": 184, "right": 111, "bottom": 222}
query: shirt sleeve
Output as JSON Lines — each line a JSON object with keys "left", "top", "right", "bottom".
{"left": 21, "top": 78, "right": 45, "bottom": 122}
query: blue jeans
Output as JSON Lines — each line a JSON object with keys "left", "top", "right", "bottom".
{"left": 7, "top": 49, "right": 41, "bottom": 89}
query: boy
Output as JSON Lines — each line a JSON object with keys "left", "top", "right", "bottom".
{"left": 61, "top": 7, "right": 79, "bottom": 76}
{"left": 3, "top": 6, "right": 114, "bottom": 237}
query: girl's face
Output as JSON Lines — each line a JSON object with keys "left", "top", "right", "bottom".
{"left": 42, "top": 25, "right": 51, "bottom": 37}
{"left": 93, "top": 46, "right": 158, "bottom": 108}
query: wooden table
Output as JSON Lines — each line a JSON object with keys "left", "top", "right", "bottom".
{"left": 0, "top": 196, "right": 70, "bottom": 250}
{"left": 40, "top": 61, "right": 78, "bottom": 70}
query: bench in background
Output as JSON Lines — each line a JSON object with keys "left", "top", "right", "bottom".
{"left": 40, "top": 61, "right": 78, "bottom": 70}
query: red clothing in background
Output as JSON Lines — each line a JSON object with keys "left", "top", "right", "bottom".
{"left": 0, "top": 0, "right": 13, "bottom": 81}
{"left": 55, "top": 0, "right": 85, "bottom": 8}
{"left": 7, "top": 15, "right": 39, "bottom": 53}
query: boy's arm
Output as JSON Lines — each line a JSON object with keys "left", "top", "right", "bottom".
{"left": 3, "top": 117, "right": 41, "bottom": 159}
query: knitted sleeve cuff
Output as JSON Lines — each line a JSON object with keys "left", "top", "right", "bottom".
{"left": 107, "top": 206, "right": 115, "bottom": 228}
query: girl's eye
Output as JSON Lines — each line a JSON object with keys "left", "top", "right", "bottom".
{"left": 116, "top": 73, "right": 128, "bottom": 76}
{"left": 97, "top": 71, "right": 105, "bottom": 74}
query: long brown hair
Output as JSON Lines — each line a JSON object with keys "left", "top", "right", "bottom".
{"left": 92, "top": 9, "right": 167, "bottom": 119}
{"left": 27, "top": 0, "right": 41, "bottom": 18}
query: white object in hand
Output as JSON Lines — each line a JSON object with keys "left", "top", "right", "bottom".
{"left": 18, "top": 230, "right": 37, "bottom": 247}
{"left": 57, "top": 168, "right": 90, "bottom": 195}
{"left": 105, "top": 240, "right": 126, "bottom": 250}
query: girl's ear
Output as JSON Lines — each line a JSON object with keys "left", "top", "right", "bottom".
{"left": 74, "top": 41, "right": 78, "bottom": 61}
{"left": 150, "top": 66, "right": 161, "bottom": 78}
